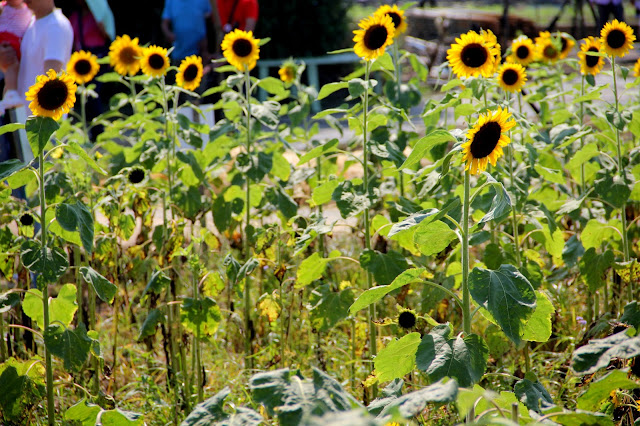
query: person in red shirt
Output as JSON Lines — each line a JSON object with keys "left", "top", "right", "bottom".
{"left": 217, "top": 0, "right": 258, "bottom": 33}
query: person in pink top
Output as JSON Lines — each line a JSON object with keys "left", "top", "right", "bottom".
{"left": 0, "top": 0, "right": 33, "bottom": 111}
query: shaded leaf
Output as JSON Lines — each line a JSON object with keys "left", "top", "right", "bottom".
{"left": 572, "top": 329, "right": 640, "bottom": 375}
{"left": 25, "top": 116, "right": 59, "bottom": 157}
{"left": 44, "top": 323, "right": 93, "bottom": 372}
{"left": 21, "top": 241, "right": 69, "bottom": 284}
{"left": 80, "top": 266, "right": 116, "bottom": 304}
{"left": 576, "top": 369, "right": 638, "bottom": 411}
{"left": 359, "top": 249, "right": 408, "bottom": 286}
{"left": 378, "top": 379, "right": 458, "bottom": 419}
{"left": 350, "top": 268, "right": 426, "bottom": 314}
{"left": 309, "top": 284, "right": 354, "bottom": 332}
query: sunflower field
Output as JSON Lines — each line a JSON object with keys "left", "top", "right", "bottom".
{"left": 2, "top": 3, "right": 640, "bottom": 425}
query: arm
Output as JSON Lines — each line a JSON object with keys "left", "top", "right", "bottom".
{"left": 161, "top": 18, "right": 175, "bottom": 43}
{"left": 43, "top": 59, "right": 64, "bottom": 73}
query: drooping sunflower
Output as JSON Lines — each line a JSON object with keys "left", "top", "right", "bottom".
{"left": 128, "top": 167, "right": 146, "bottom": 184}
{"left": 25, "top": 69, "right": 77, "bottom": 121}
{"left": 497, "top": 62, "right": 527, "bottom": 93}
{"left": 462, "top": 107, "right": 516, "bottom": 175}
{"left": 141, "top": 45, "right": 169, "bottom": 78}
{"left": 447, "top": 30, "right": 499, "bottom": 78}
{"left": 176, "top": 55, "right": 203, "bottom": 91}
{"left": 535, "top": 31, "right": 560, "bottom": 62}
{"left": 578, "top": 36, "right": 605, "bottom": 76}
{"left": 634, "top": 58, "right": 640, "bottom": 78}
{"left": 397, "top": 310, "right": 417, "bottom": 330}
{"left": 508, "top": 36, "right": 536, "bottom": 66}
{"left": 109, "top": 34, "right": 142, "bottom": 76}
{"left": 600, "top": 19, "right": 635, "bottom": 57}
{"left": 557, "top": 32, "right": 575, "bottom": 59}
{"left": 374, "top": 4, "right": 407, "bottom": 36}
{"left": 67, "top": 50, "right": 100, "bottom": 84}
{"left": 278, "top": 61, "right": 297, "bottom": 84}
{"left": 221, "top": 29, "right": 260, "bottom": 72}
{"left": 353, "top": 13, "right": 395, "bottom": 61}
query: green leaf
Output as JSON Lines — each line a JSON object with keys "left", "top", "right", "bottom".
{"left": 360, "top": 249, "right": 408, "bottom": 286}
{"left": 44, "top": 323, "right": 93, "bottom": 372}
{"left": 23, "top": 284, "right": 78, "bottom": 329}
{"left": 181, "top": 387, "right": 259, "bottom": 426}
{"left": 541, "top": 407, "right": 614, "bottom": 426}
{"left": 54, "top": 202, "right": 94, "bottom": 254}
{"left": 296, "top": 251, "right": 341, "bottom": 288}
{"left": 349, "top": 268, "right": 426, "bottom": 314}
{"left": 298, "top": 139, "right": 339, "bottom": 165}
{"left": 621, "top": 301, "right": 640, "bottom": 330}
{"left": 309, "top": 285, "right": 354, "bottom": 332}
{"left": 0, "top": 361, "right": 44, "bottom": 423}
{"left": 478, "top": 175, "right": 512, "bottom": 224}
{"left": 181, "top": 297, "right": 222, "bottom": 339}
{"left": 25, "top": 116, "right": 59, "bottom": 157}
{"left": 0, "top": 122, "right": 24, "bottom": 136}
{"left": 66, "top": 141, "right": 107, "bottom": 175}
{"left": 0, "top": 159, "right": 26, "bottom": 181}
{"left": 514, "top": 377, "right": 555, "bottom": 413}
{"left": 413, "top": 220, "right": 457, "bottom": 256}
{"left": 572, "top": 329, "right": 640, "bottom": 375}
{"left": 576, "top": 370, "right": 638, "bottom": 411}
{"left": 142, "top": 270, "right": 171, "bottom": 298}
{"left": 469, "top": 265, "right": 536, "bottom": 345}
{"left": 388, "top": 199, "right": 460, "bottom": 237}
{"left": 317, "top": 82, "right": 349, "bottom": 100}
{"left": 258, "top": 77, "right": 286, "bottom": 96}
{"left": 312, "top": 179, "right": 341, "bottom": 206}
{"left": 399, "top": 130, "right": 455, "bottom": 170}
{"left": 594, "top": 170, "right": 633, "bottom": 209}
{"left": 21, "top": 241, "right": 69, "bottom": 284}
{"left": 0, "top": 292, "right": 20, "bottom": 314}
{"left": 416, "top": 325, "right": 488, "bottom": 388}
{"left": 100, "top": 408, "right": 143, "bottom": 425}
{"left": 79, "top": 266, "right": 117, "bottom": 304}
{"left": 579, "top": 248, "right": 614, "bottom": 292}
{"left": 137, "top": 309, "right": 164, "bottom": 341}
{"left": 64, "top": 399, "right": 101, "bottom": 426}
{"left": 521, "top": 292, "right": 555, "bottom": 343}
{"left": 582, "top": 219, "right": 618, "bottom": 250}
{"left": 374, "top": 332, "right": 421, "bottom": 383}
{"left": 378, "top": 379, "right": 458, "bottom": 419}
{"left": 332, "top": 180, "right": 371, "bottom": 219}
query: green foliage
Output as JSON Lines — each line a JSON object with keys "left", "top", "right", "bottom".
{"left": 309, "top": 284, "right": 354, "bottom": 332}
{"left": 180, "top": 297, "right": 222, "bottom": 339}
{"left": 373, "top": 332, "right": 421, "bottom": 383}
{"left": 576, "top": 370, "right": 638, "bottom": 411}
{"left": 573, "top": 329, "right": 640, "bottom": 375}
{"left": 0, "top": 358, "right": 45, "bottom": 424}
{"left": 23, "top": 284, "right": 78, "bottom": 328}
{"left": 44, "top": 323, "right": 96, "bottom": 372}
{"left": 80, "top": 266, "right": 117, "bottom": 303}
{"left": 21, "top": 241, "right": 69, "bottom": 284}
{"left": 25, "top": 116, "right": 59, "bottom": 157}
{"left": 349, "top": 268, "right": 426, "bottom": 314}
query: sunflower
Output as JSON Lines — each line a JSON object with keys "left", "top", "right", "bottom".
{"left": 374, "top": 4, "right": 407, "bottom": 36}
{"left": 462, "top": 107, "right": 516, "bottom": 175}
{"left": 535, "top": 31, "right": 560, "bottom": 62}
{"left": 600, "top": 19, "right": 636, "bottom": 57}
{"left": 176, "top": 55, "right": 203, "bottom": 91}
{"left": 67, "top": 50, "right": 100, "bottom": 84}
{"left": 278, "top": 61, "right": 296, "bottom": 84}
{"left": 221, "top": 29, "right": 260, "bottom": 72}
{"left": 497, "top": 62, "right": 527, "bottom": 92}
{"left": 25, "top": 69, "right": 77, "bottom": 121}
{"left": 397, "top": 310, "right": 417, "bottom": 329}
{"left": 127, "top": 167, "right": 145, "bottom": 184}
{"left": 141, "top": 45, "right": 169, "bottom": 78}
{"left": 19, "top": 213, "right": 34, "bottom": 227}
{"left": 578, "top": 36, "right": 605, "bottom": 76}
{"left": 447, "top": 30, "right": 499, "bottom": 78}
{"left": 634, "top": 58, "right": 640, "bottom": 78}
{"left": 353, "top": 13, "right": 395, "bottom": 61}
{"left": 508, "top": 36, "right": 536, "bottom": 66}
{"left": 109, "top": 34, "right": 142, "bottom": 76}
{"left": 557, "top": 32, "right": 575, "bottom": 59}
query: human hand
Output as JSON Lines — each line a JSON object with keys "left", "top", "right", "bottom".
{"left": 0, "top": 43, "right": 18, "bottom": 70}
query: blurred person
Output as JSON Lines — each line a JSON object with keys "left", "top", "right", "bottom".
{"left": 0, "top": 0, "right": 32, "bottom": 112}
{"left": 69, "top": 0, "right": 114, "bottom": 54}
{"left": 217, "top": 0, "right": 258, "bottom": 33}
{"left": 161, "top": 0, "right": 214, "bottom": 62}
{"left": 591, "top": 0, "right": 624, "bottom": 30}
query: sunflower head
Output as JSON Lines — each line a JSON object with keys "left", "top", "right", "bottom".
{"left": 447, "top": 30, "right": 499, "bottom": 78}
{"left": 353, "top": 13, "right": 395, "bottom": 61}
{"left": 557, "top": 32, "right": 575, "bottom": 59}
{"left": 19, "top": 213, "right": 34, "bottom": 227}
{"left": 141, "top": 45, "right": 169, "bottom": 78}
{"left": 600, "top": 19, "right": 636, "bottom": 58}
{"left": 497, "top": 62, "right": 527, "bottom": 93}
{"left": 221, "top": 29, "right": 260, "bottom": 72}
{"left": 25, "top": 69, "right": 77, "bottom": 121}
{"left": 397, "top": 310, "right": 417, "bottom": 329}
{"left": 578, "top": 36, "right": 605, "bottom": 76}
{"left": 109, "top": 35, "right": 142, "bottom": 76}
{"left": 507, "top": 36, "right": 536, "bottom": 66}
{"left": 634, "top": 58, "right": 640, "bottom": 78}
{"left": 176, "top": 55, "right": 204, "bottom": 91}
{"left": 535, "top": 31, "right": 561, "bottom": 62}
{"left": 278, "top": 60, "right": 297, "bottom": 84}
{"left": 462, "top": 107, "right": 516, "bottom": 175}
{"left": 67, "top": 50, "right": 100, "bottom": 85}
{"left": 128, "top": 167, "right": 146, "bottom": 184}
{"left": 374, "top": 4, "right": 407, "bottom": 36}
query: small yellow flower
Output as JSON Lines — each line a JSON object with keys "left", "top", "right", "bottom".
{"left": 25, "top": 69, "right": 77, "bottom": 121}
{"left": 508, "top": 36, "right": 536, "bottom": 66}
{"left": 109, "top": 34, "right": 142, "bottom": 76}
{"left": 221, "top": 29, "right": 260, "bottom": 72}
{"left": 141, "top": 45, "right": 169, "bottom": 78}
{"left": 461, "top": 107, "right": 516, "bottom": 175}
{"left": 176, "top": 55, "right": 203, "bottom": 91}
{"left": 67, "top": 50, "right": 100, "bottom": 84}
{"left": 497, "top": 62, "right": 527, "bottom": 93}
{"left": 353, "top": 13, "right": 395, "bottom": 61}
{"left": 578, "top": 37, "right": 605, "bottom": 76}
{"left": 601, "top": 19, "right": 635, "bottom": 57}
{"left": 278, "top": 61, "right": 296, "bottom": 84}
{"left": 374, "top": 4, "right": 407, "bottom": 36}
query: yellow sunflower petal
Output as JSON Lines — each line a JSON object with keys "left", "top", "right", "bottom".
{"left": 508, "top": 36, "right": 537, "bottom": 66}
{"left": 462, "top": 107, "right": 515, "bottom": 174}
{"left": 447, "top": 30, "right": 499, "bottom": 78}
{"left": 67, "top": 50, "right": 100, "bottom": 85}
{"left": 353, "top": 13, "right": 395, "bottom": 61}
{"left": 374, "top": 4, "right": 407, "bottom": 36}
{"left": 601, "top": 19, "right": 636, "bottom": 58}
{"left": 25, "top": 69, "right": 77, "bottom": 121}
{"left": 141, "top": 45, "right": 170, "bottom": 78}
{"left": 176, "top": 55, "right": 204, "bottom": 91}
{"left": 578, "top": 36, "right": 605, "bottom": 76}
{"left": 109, "top": 35, "right": 142, "bottom": 76}
{"left": 221, "top": 29, "right": 260, "bottom": 72}
{"left": 497, "top": 62, "right": 527, "bottom": 93}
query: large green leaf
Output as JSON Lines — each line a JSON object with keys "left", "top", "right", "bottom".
{"left": 413, "top": 220, "right": 457, "bottom": 256}
{"left": 581, "top": 219, "right": 618, "bottom": 250}
{"left": 593, "top": 169, "right": 633, "bottom": 209}
{"left": 514, "top": 376, "right": 555, "bottom": 413}
{"left": 25, "top": 116, "right": 59, "bottom": 157}
{"left": 620, "top": 301, "right": 640, "bottom": 330}
{"left": 0, "top": 159, "right": 26, "bottom": 181}
{"left": 478, "top": 175, "right": 512, "bottom": 224}
{"left": 579, "top": 248, "right": 614, "bottom": 292}
{"left": 0, "top": 359, "right": 45, "bottom": 423}
{"left": 349, "top": 268, "right": 426, "bottom": 314}
{"left": 181, "top": 297, "right": 222, "bottom": 339}
{"left": 298, "top": 139, "right": 339, "bottom": 165}
{"left": 44, "top": 323, "right": 94, "bottom": 372}
{"left": 141, "top": 270, "right": 171, "bottom": 298}
{"left": 64, "top": 399, "right": 102, "bottom": 426}
{"left": 521, "top": 291, "right": 555, "bottom": 343}
{"left": 331, "top": 180, "right": 371, "bottom": 219}
{"left": 23, "top": 284, "right": 77, "bottom": 328}
{"left": 572, "top": 329, "right": 640, "bottom": 375}
{"left": 416, "top": 325, "right": 488, "bottom": 388}
{"left": 373, "top": 332, "right": 421, "bottom": 383}
{"left": 180, "top": 387, "right": 261, "bottom": 426}
{"left": 377, "top": 379, "right": 458, "bottom": 419}
{"left": 309, "top": 285, "right": 354, "bottom": 332}
{"left": 79, "top": 266, "right": 116, "bottom": 304}
{"left": 576, "top": 369, "right": 638, "bottom": 411}
{"left": 21, "top": 241, "right": 69, "bottom": 284}
{"left": 540, "top": 407, "right": 614, "bottom": 426}
{"left": 137, "top": 309, "right": 164, "bottom": 341}
{"left": 55, "top": 202, "right": 94, "bottom": 254}
{"left": 400, "top": 130, "right": 455, "bottom": 170}
{"left": 469, "top": 265, "right": 536, "bottom": 345}
{"left": 66, "top": 141, "right": 107, "bottom": 175}
{"left": 296, "top": 251, "right": 340, "bottom": 288}
{"left": 359, "top": 249, "right": 408, "bottom": 286}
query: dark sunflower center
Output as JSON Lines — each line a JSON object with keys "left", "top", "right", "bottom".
{"left": 20, "top": 213, "right": 34, "bottom": 226}
{"left": 128, "top": 168, "right": 145, "bottom": 184}
{"left": 232, "top": 39, "right": 253, "bottom": 57}
{"left": 543, "top": 44, "right": 558, "bottom": 59}
{"left": 560, "top": 37, "right": 568, "bottom": 52}
{"left": 36, "top": 79, "right": 68, "bottom": 111}
{"left": 502, "top": 69, "right": 519, "bottom": 86}
{"left": 516, "top": 45, "right": 529, "bottom": 59}
{"left": 388, "top": 12, "right": 401, "bottom": 29}
{"left": 607, "top": 29, "right": 626, "bottom": 49}
{"left": 184, "top": 64, "right": 199, "bottom": 82}
{"left": 461, "top": 43, "right": 488, "bottom": 68}
{"left": 119, "top": 46, "right": 137, "bottom": 64}
{"left": 398, "top": 311, "right": 416, "bottom": 329}
{"left": 74, "top": 59, "right": 92, "bottom": 75}
{"left": 586, "top": 47, "right": 600, "bottom": 67}
{"left": 470, "top": 121, "right": 501, "bottom": 159}
{"left": 364, "top": 24, "right": 389, "bottom": 50}
{"left": 148, "top": 53, "right": 165, "bottom": 70}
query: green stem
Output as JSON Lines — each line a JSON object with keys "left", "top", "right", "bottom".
{"left": 81, "top": 86, "right": 88, "bottom": 145}
{"left": 392, "top": 43, "right": 405, "bottom": 198}
{"left": 243, "top": 68, "right": 254, "bottom": 371}
{"left": 0, "top": 312, "right": 6, "bottom": 362}
{"left": 74, "top": 249, "right": 84, "bottom": 327}
{"left": 351, "top": 318, "right": 356, "bottom": 390}
{"left": 316, "top": 159, "right": 326, "bottom": 256}
{"left": 39, "top": 152, "right": 55, "bottom": 426}
{"left": 579, "top": 76, "right": 586, "bottom": 194}
{"left": 508, "top": 145, "right": 521, "bottom": 268}
{"left": 193, "top": 267, "right": 202, "bottom": 404}
{"left": 461, "top": 169, "right": 471, "bottom": 335}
